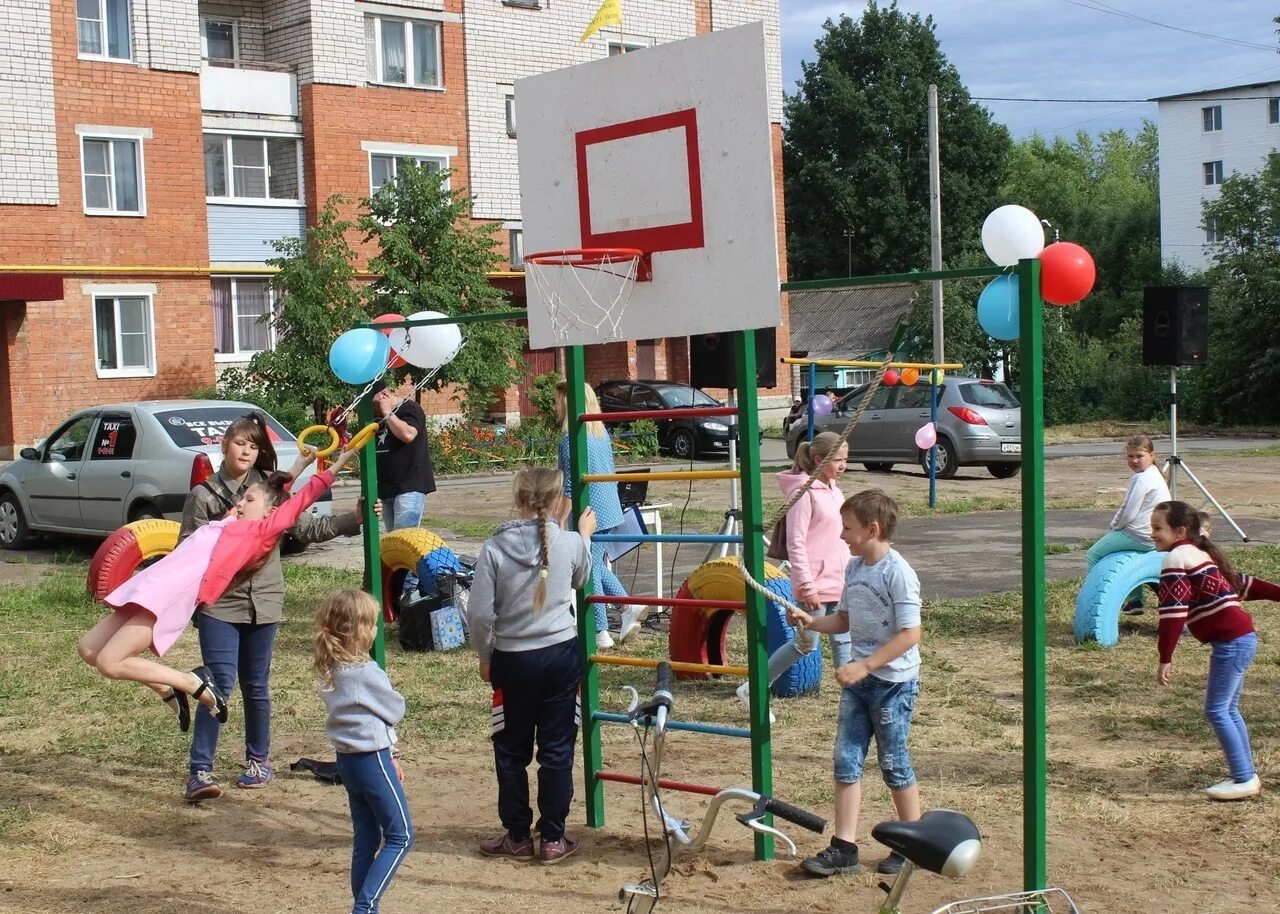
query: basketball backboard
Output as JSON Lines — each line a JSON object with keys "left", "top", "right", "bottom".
{"left": 516, "top": 22, "right": 781, "bottom": 350}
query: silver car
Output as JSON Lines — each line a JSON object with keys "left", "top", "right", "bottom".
{"left": 784, "top": 378, "right": 1022, "bottom": 478}
{"left": 0, "top": 400, "right": 331, "bottom": 549}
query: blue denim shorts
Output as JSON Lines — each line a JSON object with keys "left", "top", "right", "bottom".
{"left": 833, "top": 675, "right": 919, "bottom": 789}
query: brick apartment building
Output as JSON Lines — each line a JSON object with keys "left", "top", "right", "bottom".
{"left": 0, "top": 0, "right": 790, "bottom": 458}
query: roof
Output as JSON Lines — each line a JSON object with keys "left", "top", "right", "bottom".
{"left": 1150, "top": 80, "right": 1280, "bottom": 102}
{"left": 786, "top": 282, "right": 916, "bottom": 359}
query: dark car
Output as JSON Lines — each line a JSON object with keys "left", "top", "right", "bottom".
{"left": 595, "top": 379, "right": 755, "bottom": 459}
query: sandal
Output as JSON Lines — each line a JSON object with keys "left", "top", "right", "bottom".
{"left": 161, "top": 688, "right": 191, "bottom": 732}
{"left": 191, "top": 665, "right": 229, "bottom": 724}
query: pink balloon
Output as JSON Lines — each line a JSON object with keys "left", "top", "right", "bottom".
{"left": 914, "top": 422, "right": 937, "bottom": 450}
{"left": 812, "top": 394, "right": 834, "bottom": 416}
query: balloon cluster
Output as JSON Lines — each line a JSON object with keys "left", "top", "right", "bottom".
{"left": 328, "top": 311, "right": 463, "bottom": 385}
{"left": 976, "top": 205, "right": 1097, "bottom": 341}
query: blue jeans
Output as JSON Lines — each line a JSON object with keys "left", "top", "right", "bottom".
{"left": 384, "top": 491, "right": 427, "bottom": 593}
{"left": 1205, "top": 633, "right": 1257, "bottom": 782}
{"left": 833, "top": 676, "right": 919, "bottom": 789}
{"left": 189, "top": 615, "right": 278, "bottom": 773}
{"left": 589, "top": 539, "right": 629, "bottom": 633}
{"left": 1087, "top": 530, "right": 1153, "bottom": 604}
{"left": 766, "top": 601, "right": 851, "bottom": 684}
{"left": 336, "top": 748, "right": 414, "bottom": 914}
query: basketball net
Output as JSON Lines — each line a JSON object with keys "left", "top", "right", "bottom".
{"left": 524, "top": 249, "right": 643, "bottom": 343}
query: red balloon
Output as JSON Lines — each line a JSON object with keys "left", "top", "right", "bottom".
{"left": 883, "top": 368, "right": 900, "bottom": 386}
{"left": 1037, "top": 242, "right": 1096, "bottom": 306}
{"left": 372, "top": 313, "right": 407, "bottom": 369}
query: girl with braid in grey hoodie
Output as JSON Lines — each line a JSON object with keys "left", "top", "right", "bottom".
{"left": 468, "top": 467, "right": 596, "bottom": 865}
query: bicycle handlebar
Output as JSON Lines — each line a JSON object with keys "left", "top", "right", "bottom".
{"left": 654, "top": 661, "right": 673, "bottom": 703}
{"left": 628, "top": 661, "right": 675, "bottom": 730}
{"left": 763, "top": 797, "right": 827, "bottom": 834}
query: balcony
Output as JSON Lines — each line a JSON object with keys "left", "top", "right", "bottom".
{"left": 200, "top": 61, "right": 297, "bottom": 118}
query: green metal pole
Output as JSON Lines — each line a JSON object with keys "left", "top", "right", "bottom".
{"left": 566, "top": 346, "right": 604, "bottom": 827}
{"left": 356, "top": 391, "right": 386, "bottom": 669}
{"left": 733, "top": 329, "right": 774, "bottom": 861}
{"left": 1017, "top": 257, "right": 1047, "bottom": 890}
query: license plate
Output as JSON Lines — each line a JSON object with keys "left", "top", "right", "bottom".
{"left": 1001, "top": 442, "right": 1021, "bottom": 454}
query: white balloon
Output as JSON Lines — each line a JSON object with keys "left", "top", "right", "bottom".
{"left": 981, "top": 205, "right": 1045, "bottom": 267}
{"left": 387, "top": 310, "right": 463, "bottom": 370}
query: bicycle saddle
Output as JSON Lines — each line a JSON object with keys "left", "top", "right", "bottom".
{"left": 870, "top": 809, "right": 981, "bottom": 878}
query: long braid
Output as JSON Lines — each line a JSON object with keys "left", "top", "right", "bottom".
{"left": 533, "top": 507, "right": 550, "bottom": 612}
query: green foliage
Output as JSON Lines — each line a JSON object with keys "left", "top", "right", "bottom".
{"left": 529, "top": 371, "right": 564, "bottom": 426}
{"left": 613, "top": 419, "right": 660, "bottom": 459}
{"left": 783, "top": 1, "right": 1011, "bottom": 280}
{"left": 360, "top": 163, "right": 526, "bottom": 417}
{"left": 189, "top": 375, "right": 311, "bottom": 434}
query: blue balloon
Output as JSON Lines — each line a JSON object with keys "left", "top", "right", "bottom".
{"left": 977, "top": 274, "right": 1020, "bottom": 341}
{"left": 329, "top": 328, "right": 390, "bottom": 384}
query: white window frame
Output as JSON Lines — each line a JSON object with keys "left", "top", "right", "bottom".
{"left": 1205, "top": 216, "right": 1223, "bottom": 245}
{"left": 362, "top": 142, "right": 455, "bottom": 196}
{"left": 1203, "top": 160, "right": 1224, "bottom": 186}
{"left": 77, "top": 0, "right": 133, "bottom": 62}
{"left": 201, "top": 17, "right": 239, "bottom": 65}
{"left": 212, "top": 276, "right": 277, "bottom": 362}
{"left": 1269, "top": 98, "right": 1279, "bottom": 125}
{"left": 1202, "top": 105, "right": 1223, "bottom": 132}
{"left": 367, "top": 14, "right": 443, "bottom": 90}
{"left": 607, "top": 40, "right": 648, "bottom": 56}
{"left": 203, "top": 133, "right": 304, "bottom": 206}
{"left": 505, "top": 94, "right": 517, "bottom": 138}
{"left": 76, "top": 125, "right": 150, "bottom": 217}
{"left": 509, "top": 228, "right": 524, "bottom": 270}
{"left": 84, "top": 283, "right": 157, "bottom": 379}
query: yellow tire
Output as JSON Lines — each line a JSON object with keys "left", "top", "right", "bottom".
{"left": 87, "top": 519, "right": 181, "bottom": 600}
{"left": 379, "top": 527, "right": 449, "bottom": 621}
{"left": 668, "top": 557, "right": 785, "bottom": 678}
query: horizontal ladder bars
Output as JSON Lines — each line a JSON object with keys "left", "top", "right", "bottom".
{"left": 593, "top": 711, "right": 752, "bottom": 739}
{"left": 592, "top": 533, "right": 742, "bottom": 544}
{"left": 595, "top": 771, "right": 721, "bottom": 797}
{"left": 583, "top": 470, "right": 740, "bottom": 483}
{"left": 584, "top": 595, "right": 746, "bottom": 609}
{"left": 579, "top": 406, "right": 738, "bottom": 423}
{"left": 589, "top": 654, "right": 748, "bottom": 676}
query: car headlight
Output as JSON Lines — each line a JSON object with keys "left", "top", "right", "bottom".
{"left": 701, "top": 421, "right": 729, "bottom": 432}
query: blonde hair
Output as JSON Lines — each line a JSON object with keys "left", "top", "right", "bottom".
{"left": 792, "top": 431, "right": 846, "bottom": 473}
{"left": 512, "top": 466, "right": 565, "bottom": 612}
{"left": 1125, "top": 434, "right": 1156, "bottom": 455}
{"left": 314, "top": 588, "right": 379, "bottom": 689}
{"left": 555, "top": 380, "right": 607, "bottom": 438}
{"left": 842, "top": 488, "right": 899, "bottom": 540}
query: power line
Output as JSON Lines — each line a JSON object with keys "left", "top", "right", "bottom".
{"left": 974, "top": 93, "right": 1280, "bottom": 104}
{"left": 1055, "top": 0, "right": 1277, "bottom": 52}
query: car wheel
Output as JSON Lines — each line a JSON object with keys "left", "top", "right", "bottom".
{"left": 670, "top": 429, "right": 697, "bottom": 460}
{"left": 919, "top": 436, "right": 959, "bottom": 479}
{"left": 129, "top": 503, "right": 162, "bottom": 522}
{"left": 279, "top": 533, "right": 309, "bottom": 556}
{"left": 863, "top": 462, "right": 894, "bottom": 473}
{"left": 785, "top": 435, "right": 799, "bottom": 460}
{"left": 0, "top": 491, "right": 33, "bottom": 550}
{"left": 988, "top": 463, "right": 1021, "bottom": 479}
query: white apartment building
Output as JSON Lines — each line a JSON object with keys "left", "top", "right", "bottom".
{"left": 1154, "top": 80, "right": 1280, "bottom": 273}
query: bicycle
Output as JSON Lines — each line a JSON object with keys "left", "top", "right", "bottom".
{"left": 617, "top": 661, "right": 827, "bottom": 913}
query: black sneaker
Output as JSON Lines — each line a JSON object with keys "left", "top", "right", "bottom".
{"left": 800, "top": 842, "right": 860, "bottom": 877}
{"left": 876, "top": 851, "right": 906, "bottom": 875}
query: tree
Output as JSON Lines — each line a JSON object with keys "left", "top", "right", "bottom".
{"left": 361, "top": 163, "right": 525, "bottom": 416}
{"left": 783, "top": 1, "right": 1011, "bottom": 280}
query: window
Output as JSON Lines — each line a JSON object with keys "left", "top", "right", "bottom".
{"left": 202, "top": 18, "right": 237, "bottom": 66}
{"left": 608, "top": 41, "right": 646, "bottom": 56}
{"left": 1203, "top": 160, "right": 1224, "bottom": 186}
{"left": 81, "top": 135, "right": 144, "bottom": 215}
{"left": 78, "top": 0, "right": 131, "bottom": 60}
{"left": 91, "top": 414, "right": 137, "bottom": 461}
{"left": 893, "top": 386, "right": 934, "bottom": 410}
{"left": 1202, "top": 105, "right": 1222, "bottom": 132}
{"left": 369, "top": 153, "right": 445, "bottom": 195}
{"left": 367, "top": 15, "right": 442, "bottom": 89}
{"left": 505, "top": 94, "right": 517, "bottom": 138}
{"left": 1205, "top": 217, "right": 1223, "bottom": 244}
{"left": 509, "top": 229, "right": 524, "bottom": 270}
{"left": 1269, "top": 98, "right": 1279, "bottom": 124}
{"left": 93, "top": 294, "right": 154, "bottom": 376}
{"left": 958, "top": 381, "right": 1019, "bottom": 409}
{"left": 204, "top": 135, "right": 301, "bottom": 202}
{"left": 212, "top": 278, "right": 275, "bottom": 358}
{"left": 45, "top": 417, "right": 95, "bottom": 464}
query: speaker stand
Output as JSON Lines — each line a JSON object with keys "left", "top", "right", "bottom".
{"left": 1163, "top": 368, "right": 1248, "bottom": 542}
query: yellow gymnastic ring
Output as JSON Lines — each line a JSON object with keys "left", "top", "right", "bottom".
{"left": 299, "top": 425, "right": 341, "bottom": 458}
{"left": 344, "top": 421, "right": 380, "bottom": 452}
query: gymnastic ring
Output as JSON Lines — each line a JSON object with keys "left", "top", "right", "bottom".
{"left": 344, "top": 421, "right": 380, "bottom": 452}
{"left": 299, "top": 425, "right": 341, "bottom": 458}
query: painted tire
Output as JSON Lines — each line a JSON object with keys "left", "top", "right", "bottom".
{"left": 379, "top": 527, "right": 453, "bottom": 622}
{"left": 87, "top": 519, "right": 181, "bottom": 600}
{"left": 1073, "top": 549, "right": 1166, "bottom": 646}
{"left": 668, "top": 557, "right": 822, "bottom": 697}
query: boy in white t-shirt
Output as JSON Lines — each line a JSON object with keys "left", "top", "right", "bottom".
{"left": 790, "top": 489, "right": 922, "bottom": 878}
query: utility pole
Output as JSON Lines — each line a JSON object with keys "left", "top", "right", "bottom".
{"left": 844, "top": 227, "right": 854, "bottom": 277}
{"left": 928, "top": 84, "right": 944, "bottom": 365}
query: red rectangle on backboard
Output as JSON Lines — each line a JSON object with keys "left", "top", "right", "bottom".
{"left": 575, "top": 108, "right": 705, "bottom": 253}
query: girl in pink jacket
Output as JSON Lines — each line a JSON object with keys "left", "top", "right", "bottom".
{"left": 738, "top": 432, "right": 851, "bottom": 717}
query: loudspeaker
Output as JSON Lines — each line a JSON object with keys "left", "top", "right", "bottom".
{"left": 1142, "top": 286, "right": 1209, "bottom": 367}
{"left": 689, "top": 327, "right": 777, "bottom": 389}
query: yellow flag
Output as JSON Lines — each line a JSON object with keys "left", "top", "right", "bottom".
{"left": 579, "top": 0, "right": 622, "bottom": 43}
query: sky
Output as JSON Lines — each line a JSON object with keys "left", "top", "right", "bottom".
{"left": 780, "top": 0, "right": 1280, "bottom": 139}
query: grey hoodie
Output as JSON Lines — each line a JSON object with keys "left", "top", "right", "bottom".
{"left": 467, "top": 518, "right": 591, "bottom": 661}
{"left": 319, "top": 660, "right": 404, "bottom": 754}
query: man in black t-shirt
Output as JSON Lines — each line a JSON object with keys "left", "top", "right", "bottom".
{"left": 372, "top": 381, "right": 436, "bottom": 598}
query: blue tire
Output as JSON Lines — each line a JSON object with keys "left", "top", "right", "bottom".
{"left": 1073, "top": 550, "right": 1166, "bottom": 646}
{"left": 764, "top": 576, "right": 823, "bottom": 697}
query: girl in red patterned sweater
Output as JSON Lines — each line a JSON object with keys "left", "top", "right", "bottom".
{"left": 1151, "top": 501, "right": 1260, "bottom": 801}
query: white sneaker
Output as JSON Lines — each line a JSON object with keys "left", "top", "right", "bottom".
{"left": 735, "top": 681, "right": 775, "bottom": 724}
{"left": 618, "top": 606, "right": 650, "bottom": 644}
{"left": 1203, "top": 775, "right": 1261, "bottom": 801}
{"left": 595, "top": 630, "right": 615, "bottom": 652}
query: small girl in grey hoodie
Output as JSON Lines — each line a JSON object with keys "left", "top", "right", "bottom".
{"left": 468, "top": 467, "right": 596, "bottom": 865}
{"left": 316, "top": 589, "right": 412, "bottom": 914}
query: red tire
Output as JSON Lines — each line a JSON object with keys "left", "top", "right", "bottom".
{"left": 667, "top": 557, "right": 788, "bottom": 680}
{"left": 86, "top": 519, "right": 181, "bottom": 600}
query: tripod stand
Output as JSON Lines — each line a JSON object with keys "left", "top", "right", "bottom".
{"left": 704, "top": 390, "right": 744, "bottom": 563}
{"left": 1164, "top": 368, "right": 1248, "bottom": 542}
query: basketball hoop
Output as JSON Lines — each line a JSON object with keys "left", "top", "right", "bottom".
{"left": 524, "top": 248, "right": 652, "bottom": 343}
